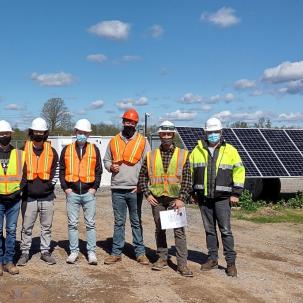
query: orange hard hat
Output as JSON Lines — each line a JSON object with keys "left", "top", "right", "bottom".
{"left": 122, "top": 108, "right": 139, "bottom": 123}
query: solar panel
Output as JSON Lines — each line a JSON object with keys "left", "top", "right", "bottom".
{"left": 260, "top": 129, "right": 297, "bottom": 152}
{"left": 176, "top": 127, "right": 303, "bottom": 178}
{"left": 285, "top": 130, "right": 303, "bottom": 152}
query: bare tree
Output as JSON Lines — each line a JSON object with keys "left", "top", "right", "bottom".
{"left": 41, "top": 98, "right": 72, "bottom": 132}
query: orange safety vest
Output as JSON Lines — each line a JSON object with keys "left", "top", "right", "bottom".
{"left": 109, "top": 133, "right": 146, "bottom": 165}
{"left": 25, "top": 141, "right": 54, "bottom": 180}
{"left": 64, "top": 142, "right": 96, "bottom": 183}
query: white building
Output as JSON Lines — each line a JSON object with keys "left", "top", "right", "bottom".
{"left": 48, "top": 136, "right": 112, "bottom": 187}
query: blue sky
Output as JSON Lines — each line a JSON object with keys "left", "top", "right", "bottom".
{"left": 1, "top": 0, "right": 303, "bottom": 129}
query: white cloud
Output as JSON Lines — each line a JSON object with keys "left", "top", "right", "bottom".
{"left": 116, "top": 96, "right": 148, "bottom": 109}
{"left": 121, "top": 55, "right": 141, "bottom": 62}
{"left": 89, "top": 100, "right": 104, "bottom": 109}
{"left": 277, "top": 112, "right": 303, "bottom": 122}
{"left": 75, "top": 109, "right": 86, "bottom": 115}
{"left": 214, "top": 110, "right": 264, "bottom": 122}
{"left": 250, "top": 89, "right": 263, "bottom": 96}
{"left": 262, "top": 61, "right": 303, "bottom": 83}
{"left": 234, "top": 79, "right": 256, "bottom": 90}
{"left": 180, "top": 93, "right": 203, "bottom": 104}
{"left": 162, "top": 110, "right": 197, "bottom": 121}
{"left": 278, "top": 80, "right": 303, "bottom": 95}
{"left": 149, "top": 25, "right": 164, "bottom": 38}
{"left": 223, "top": 93, "right": 235, "bottom": 103}
{"left": 88, "top": 20, "right": 130, "bottom": 40}
{"left": 201, "top": 7, "right": 240, "bottom": 28}
{"left": 86, "top": 54, "right": 108, "bottom": 63}
{"left": 31, "top": 72, "right": 75, "bottom": 86}
{"left": 208, "top": 95, "right": 221, "bottom": 104}
{"left": 5, "top": 103, "right": 22, "bottom": 111}
{"left": 201, "top": 104, "right": 212, "bottom": 112}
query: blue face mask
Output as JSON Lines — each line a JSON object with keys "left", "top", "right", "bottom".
{"left": 76, "top": 134, "right": 87, "bottom": 143}
{"left": 207, "top": 133, "right": 221, "bottom": 144}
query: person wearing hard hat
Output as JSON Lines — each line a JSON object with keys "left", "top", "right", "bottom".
{"left": 103, "top": 108, "right": 150, "bottom": 265}
{"left": 17, "top": 118, "right": 58, "bottom": 267}
{"left": 0, "top": 120, "right": 26, "bottom": 275}
{"left": 59, "top": 119, "right": 102, "bottom": 265}
{"left": 138, "top": 121, "right": 193, "bottom": 277}
{"left": 189, "top": 117, "right": 245, "bottom": 277}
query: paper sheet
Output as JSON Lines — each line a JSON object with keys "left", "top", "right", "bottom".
{"left": 159, "top": 207, "right": 187, "bottom": 230}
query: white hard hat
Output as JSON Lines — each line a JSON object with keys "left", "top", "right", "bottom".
{"left": 0, "top": 120, "right": 14, "bottom": 132}
{"left": 205, "top": 117, "right": 222, "bottom": 132}
{"left": 30, "top": 117, "right": 48, "bottom": 131}
{"left": 74, "top": 119, "right": 92, "bottom": 132}
{"left": 158, "top": 120, "right": 176, "bottom": 133}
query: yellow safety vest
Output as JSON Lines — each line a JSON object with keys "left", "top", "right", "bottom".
{"left": 147, "top": 147, "right": 188, "bottom": 198}
{"left": 189, "top": 140, "right": 245, "bottom": 196}
{"left": 0, "top": 149, "right": 25, "bottom": 195}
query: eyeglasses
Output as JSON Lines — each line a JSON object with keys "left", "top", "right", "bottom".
{"left": 159, "top": 126, "right": 175, "bottom": 131}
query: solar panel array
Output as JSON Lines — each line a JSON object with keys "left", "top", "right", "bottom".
{"left": 176, "top": 127, "right": 303, "bottom": 177}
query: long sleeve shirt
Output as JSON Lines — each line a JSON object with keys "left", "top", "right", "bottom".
{"left": 138, "top": 144, "right": 192, "bottom": 203}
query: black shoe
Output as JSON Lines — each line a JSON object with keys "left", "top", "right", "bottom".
{"left": 41, "top": 252, "right": 56, "bottom": 265}
{"left": 17, "top": 253, "right": 29, "bottom": 266}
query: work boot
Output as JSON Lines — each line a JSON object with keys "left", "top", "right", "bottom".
{"left": 4, "top": 263, "right": 19, "bottom": 275}
{"left": 41, "top": 252, "right": 56, "bottom": 265}
{"left": 0, "top": 264, "right": 3, "bottom": 276}
{"left": 177, "top": 265, "right": 194, "bottom": 277}
{"left": 200, "top": 259, "right": 218, "bottom": 271}
{"left": 88, "top": 252, "right": 98, "bottom": 265}
{"left": 226, "top": 263, "right": 237, "bottom": 277}
{"left": 17, "top": 253, "right": 29, "bottom": 266}
{"left": 136, "top": 254, "right": 149, "bottom": 265}
{"left": 66, "top": 252, "right": 79, "bottom": 264}
{"left": 104, "top": 255, "right": 122, "bottom": 265}
{"left": 151, "top": 259, "right": 168, "bottom": 271}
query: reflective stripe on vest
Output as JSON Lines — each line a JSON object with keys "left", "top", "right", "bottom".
{"left": 0, "top": 149, "right": 25, "bottom": 195}
{"left": 110, "top": 133, "right": 146, "bottom": 165}
{"left": 25, "top": 141, "right": 54, "bottom": 180}
{"left": 64, "top": 143, "right": 96, "bottom": 183}
{"left": 147, "top": 147, "right": 188, "bottom": 198}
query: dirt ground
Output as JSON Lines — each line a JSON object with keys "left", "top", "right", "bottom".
{"left": 0, "top": 189, "right": 302, "bottom": 303}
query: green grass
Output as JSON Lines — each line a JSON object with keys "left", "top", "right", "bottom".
{"left": 232, "top": 208, "right": 303, "bottom": 224}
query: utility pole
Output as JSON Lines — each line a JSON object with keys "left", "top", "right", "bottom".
{"left": 144, "top": 113, "right": 150, "bottom": 136}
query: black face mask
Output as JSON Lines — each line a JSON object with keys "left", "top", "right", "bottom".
{"left": 122, "top": 126, "right": 136, "bottom": 139}
{"left": 161, "top": 138, "right": 173, "bottom": 147}
{"left": 0, "top": 136, "right": 11, "bottom": 146}
{"left": 31, "top": 134, "right": 45, "bottom": 142}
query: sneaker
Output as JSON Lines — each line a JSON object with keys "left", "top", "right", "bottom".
{"left": 136, "top": 254, "right": 150, "bottom": 265}
{"left": 17, "top": 253, "right": 29, "bottom": 266}
{"left": 0, "top": 264, "right": 3, "bottom": 276}
{"left": 4, "top": 263, "right": 19, "bottom": 275}
{"left": 41, "top": 252, "right": 56, "bottom": 265}
{"left": 88, "top": 252, "right": 98, "bottom": 265}
{"left": 226, "top": 263, "right": 237, "bottom": 277}
{"left": 104, "top": 255, "right": 122, "bottom": 265}
{"left": 66, "top": 252, "right": 79, "bottom": 264}
{"left": 177, "top": 265, "right": 194, "bottom": 277}
{"left": 200, "top": 259, "right": 218, "bottom": 271}
{"left": 151, "top": 259, "right": 168, "bottom": 271}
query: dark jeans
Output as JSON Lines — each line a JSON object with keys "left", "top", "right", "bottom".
{"left": 0, "top": 200, "right": 21, "bottom": 264}
{"left": 199, "top": 197, "right": 236, "bottom": 264}
{"left": 111, "top": 189, "right": 145, "bottom": 257}
{"left": 152, "top": 196, "right": 188, "bottom": 267}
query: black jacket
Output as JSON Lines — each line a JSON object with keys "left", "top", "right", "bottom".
{"left": 22, "top": 143, "right": 59, "bottom": 201}
{"left": 59, "top": 142, "right": 102, "bottom": 194}
{"left": 0, "top": 144, "right": 27, "bottom": 203}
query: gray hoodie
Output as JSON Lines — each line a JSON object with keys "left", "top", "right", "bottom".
{"left": 103, "top": 132, "right": 150, "bottom": 189}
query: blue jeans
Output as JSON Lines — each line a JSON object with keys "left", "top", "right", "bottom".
{"left": 0, "top": 200, "right": 21, "bottom": 264}
{"left": 111, "top": 189, "right": 145, "bottom": 257}
{"left": 66, "top": 192, "right": 96, "bottom": 253}
{"left": 199, "top": 197, "right": 236, "bottom": 263}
